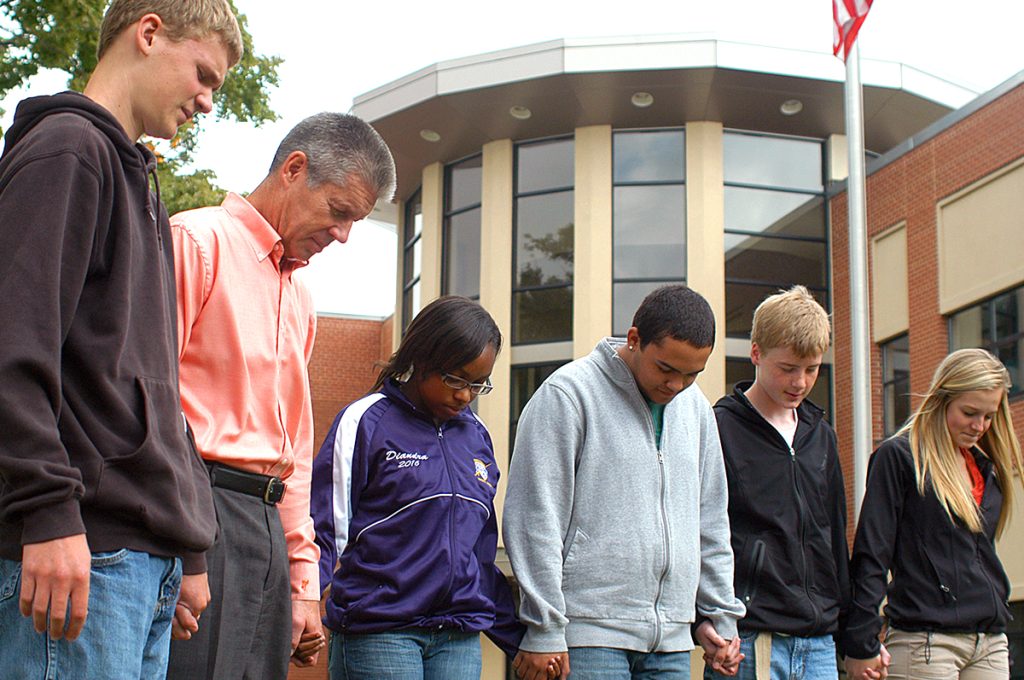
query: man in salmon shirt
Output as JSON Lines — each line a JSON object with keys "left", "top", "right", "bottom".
{"left": 166, "top": 112, "right": 395, "bottom": 679}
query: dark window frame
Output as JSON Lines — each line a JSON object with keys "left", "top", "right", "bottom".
{"left": 442, "top": 152, "right": 483, "bottom": 300}
{"left": 723, "top": 129, "right": 831, "bottom": 339}
{"left": 511, "top": 135, "right": 575, "bottom": 346}
{"left": 611, "top": 127, "right": 687, "bottom": 336}
{"left": 881, "top": 334, "right": 911, "bottom": 436}
{"left": 948, "top": 284, "right": 1024, "bottom": 399}
{"left": 401, "top": 188, "right": 423, "bottom": 332}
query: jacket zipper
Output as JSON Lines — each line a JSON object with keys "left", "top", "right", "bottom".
{"left": 975, "top": 520, "right": 1000, "bottom": 628}
{"left": 650, "top": 446, "right": 670, "bottom": 652}
{"left": 642, "top": 397, "right": 670, "bottom": 653}
{"left": 437, "top": 425, "right": 457, "bottom": 611}
{"left": 790, "top": 445, "right": 822, "bottom": 631}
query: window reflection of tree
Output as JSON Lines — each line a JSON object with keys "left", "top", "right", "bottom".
{"left": 515, "top": 223, "right": 574, "bottom": 343}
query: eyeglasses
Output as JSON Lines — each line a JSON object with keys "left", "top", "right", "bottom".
{"left": 440, "top": 373, "right": 494, "bottom": 395}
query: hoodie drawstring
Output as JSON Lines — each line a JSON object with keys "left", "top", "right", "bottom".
{"left": 147, "top": 163, "right": 162, "bottom": 246}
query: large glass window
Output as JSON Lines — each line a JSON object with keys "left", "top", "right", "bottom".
{"left": 950, "top": 285, "right": 1024, "bottom": 397}
{"left": 401, "top": 189, "right": 422, "bottom": 331}
{"left": 513, "top": 138, "right": 574, "bottom": 344}
{"left": 443, "top": 154, "right": 482, "bottom": 299}
{"left": 881, "top": 334, "right": 911, "bottom": 436}
{"left": 723, "top": 131, "right": 828, "bottom": 339}
{"left": 612, "top": 129, "right": 686, "bottom": 335}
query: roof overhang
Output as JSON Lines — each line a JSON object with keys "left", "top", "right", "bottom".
{"left": 353, "top": 36, "right": 977, "bottom": 203}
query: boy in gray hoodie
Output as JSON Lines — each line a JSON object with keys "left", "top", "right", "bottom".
{"left": 504, "top": 285, "right": 745, "bottom": 680}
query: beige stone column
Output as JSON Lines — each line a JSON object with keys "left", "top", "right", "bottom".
{"left": 685, "top": 122, "right": 726, "bottom": 400}
{"left": 573, "top": 125, "right": 613, "bottom": 357}
{"left": 418, "top": 162, "right": 444, "bottom": 307}
{"left": 476, "top": 139, "right": 514, "bottom": 522}
{"left": 828, "top": 133, "right": 849, "bottom": 182}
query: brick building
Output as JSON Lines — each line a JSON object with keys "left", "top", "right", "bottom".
{"left": 831, "top": 71, "right": 1024, "bottom": 675}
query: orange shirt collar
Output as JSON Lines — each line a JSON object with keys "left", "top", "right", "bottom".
{"left": 221, "top": 192, "right": 307, "bottom": 269}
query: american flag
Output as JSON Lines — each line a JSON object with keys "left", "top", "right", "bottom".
{"left": 833, "top": 0, "right": 874, "bottom": 61}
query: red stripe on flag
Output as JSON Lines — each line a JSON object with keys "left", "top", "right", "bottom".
{"left": 833, "top": 0, "right": 873, "bottom": 61}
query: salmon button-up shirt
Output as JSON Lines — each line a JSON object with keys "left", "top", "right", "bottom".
{"left": 172, "top": 192, "right": 319, "bottom": 600}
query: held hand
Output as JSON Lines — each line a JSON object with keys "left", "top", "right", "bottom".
{"left": 20, "top": 535, "right": 91, "bottom": 640}
{"left": 545, "top": 655, "right": 562, "bottom": 679}
{"left": 513, "top": 650, "right": 570, "bottom": 680}
{"left": 171, "top": 572, "right": 210, "bottom": 640}
{"left": 879, "top": 643, "right": 891, "bottom": 679}
{"left": 844, "top": 654, "right": 885, "bottom": 680}
{"left": 694, "top": 620, "right": 745, "bottom": 676}
{"left": 289, "top": 599, "right": 325, "bottom": 667}
{"left": 714, "top": 636, "right": 744, "bottom": 676}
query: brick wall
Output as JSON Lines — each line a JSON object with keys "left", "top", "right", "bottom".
{"left": 307, "top": 315, "right": 392, "bottom": 447}
{"left": 831, "top": 80, "right": 1024, "bottom": 542}
{"left": 288, "top": 313, "right": 391, "bottom": 680}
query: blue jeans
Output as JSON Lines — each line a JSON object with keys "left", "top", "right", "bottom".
{"left": 0, "top": 549, "right": 181, "bottom": 680}
{"left": 703, "top": 632, "right": 838, "bottom": 680}
{"left": 569, "top": 647, "right": 692, "bottom": 679}
{"left": 329, "top": 627, "right": 482, "bottom": 680}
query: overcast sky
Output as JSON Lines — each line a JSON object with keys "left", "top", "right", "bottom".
{"left": 3, "top": 0, "right": 1021, "bottom": 316}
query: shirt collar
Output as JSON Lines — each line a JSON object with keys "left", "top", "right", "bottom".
{"left": 221, "top": 192, "right": 307, "bottom": 270}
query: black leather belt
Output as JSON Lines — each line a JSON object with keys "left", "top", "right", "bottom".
{"left": 206, "top": 463, "right": 286, "bottom": 505}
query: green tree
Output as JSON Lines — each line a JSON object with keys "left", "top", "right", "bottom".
{"left": 1, "top": 0, "right": 281, "bottom": 211}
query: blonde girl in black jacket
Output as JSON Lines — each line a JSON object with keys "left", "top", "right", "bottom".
{"left": 843, "top": 348, "right": 1024, "bottom": 680}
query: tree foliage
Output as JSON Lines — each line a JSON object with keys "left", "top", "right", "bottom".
{"left": 1, "top": 0, "right": 281, "bottom": 210}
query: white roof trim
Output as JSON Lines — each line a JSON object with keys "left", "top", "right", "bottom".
{"left": 353, "top": 36, "right": 977, "bottom": 122}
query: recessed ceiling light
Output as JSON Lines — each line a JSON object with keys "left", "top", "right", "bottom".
{"left": 631, "top": 92, "right": 654, "bottom": 108}
{"left": 780, "top": 99, "right": 803, "bottom": 116}
{"left": 509, "top": 105, "right": 532, "bottom": 120}
{"left": 419, "top": 129, "right": 441, "bottom": 142}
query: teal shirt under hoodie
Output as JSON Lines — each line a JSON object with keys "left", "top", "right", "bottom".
{"left": 503, "top": 337, "right": 744, "bottom": 653}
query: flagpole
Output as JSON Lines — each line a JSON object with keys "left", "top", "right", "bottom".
{"left": 844, "top": 40, "right": 872, "bottom": 519}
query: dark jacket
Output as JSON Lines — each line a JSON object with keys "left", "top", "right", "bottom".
{"left": 843, "top": 435, "right": 1011, "bottom": 659}
{"left": 714, "top": 382, "right": 850, "bottom": 639}
{"left": 310, "top": 379, "right": 522, "bottom": 657}
{"left": 0, "top": 92, "right": 216, "bottom": 571}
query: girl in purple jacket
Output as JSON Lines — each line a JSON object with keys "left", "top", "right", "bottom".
{"left": 311, "top": 296, "right": 558, "bottom": 680}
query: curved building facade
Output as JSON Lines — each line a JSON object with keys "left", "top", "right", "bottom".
{"left": 345, "top": 35, "right": 996, "bottom": 678}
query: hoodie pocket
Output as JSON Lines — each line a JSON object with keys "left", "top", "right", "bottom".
{"left": 918, "top": 541, "right": 957, "bottom": 606}
{"left": 740, "top": 539, "right": 766, "bottom": 606}
{"left": 562, "top": 527, "right": 591, "bottom": 570}
{"left": 95, "top": 377, "right": 195, "bottom": 533}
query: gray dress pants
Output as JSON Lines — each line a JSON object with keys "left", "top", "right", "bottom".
{"left": 167, "top": 485, "right": 292, "bottom": 680}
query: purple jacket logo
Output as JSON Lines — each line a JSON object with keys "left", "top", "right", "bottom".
{"left": 473, "top": 458, "right": 493, "bottom": 488}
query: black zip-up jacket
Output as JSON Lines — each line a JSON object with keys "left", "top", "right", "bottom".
{"left": 0, "top": 92, "right": 216, "bottom": 571}
{"left": 843, "top": 436, "right": 1011, "bottom": 659}
{"left": 714, "top": 382, "right": 850, "bottom": 639}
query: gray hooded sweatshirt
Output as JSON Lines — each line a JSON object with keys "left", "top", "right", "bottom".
{"left": 503, "top": 338, "right": 744, "bottom": 653}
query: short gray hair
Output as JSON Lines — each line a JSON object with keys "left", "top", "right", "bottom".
{"left": 270, "top": 113, "right": 396, "bottom": 203}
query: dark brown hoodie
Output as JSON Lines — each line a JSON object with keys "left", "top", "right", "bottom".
{"left": 0, "top": 91, "right": 215, "bottom": 572}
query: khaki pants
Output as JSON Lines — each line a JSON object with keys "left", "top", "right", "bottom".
{"left": 884, "top": 628, "right": 1009, "bottom": 679}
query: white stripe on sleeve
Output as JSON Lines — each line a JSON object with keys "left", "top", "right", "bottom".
{"left": 332, "top": 393, "right": 387, "bottom": 560}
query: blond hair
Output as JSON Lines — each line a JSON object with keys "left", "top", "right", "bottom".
{"left": 750, "top": 285, "right": 831, "bottom": 357}
{"left": 98, "top": 0, "right": 243, "bottom": 66}
{"left": 899, "top": 348, "right": 1023, "bottom": 537}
